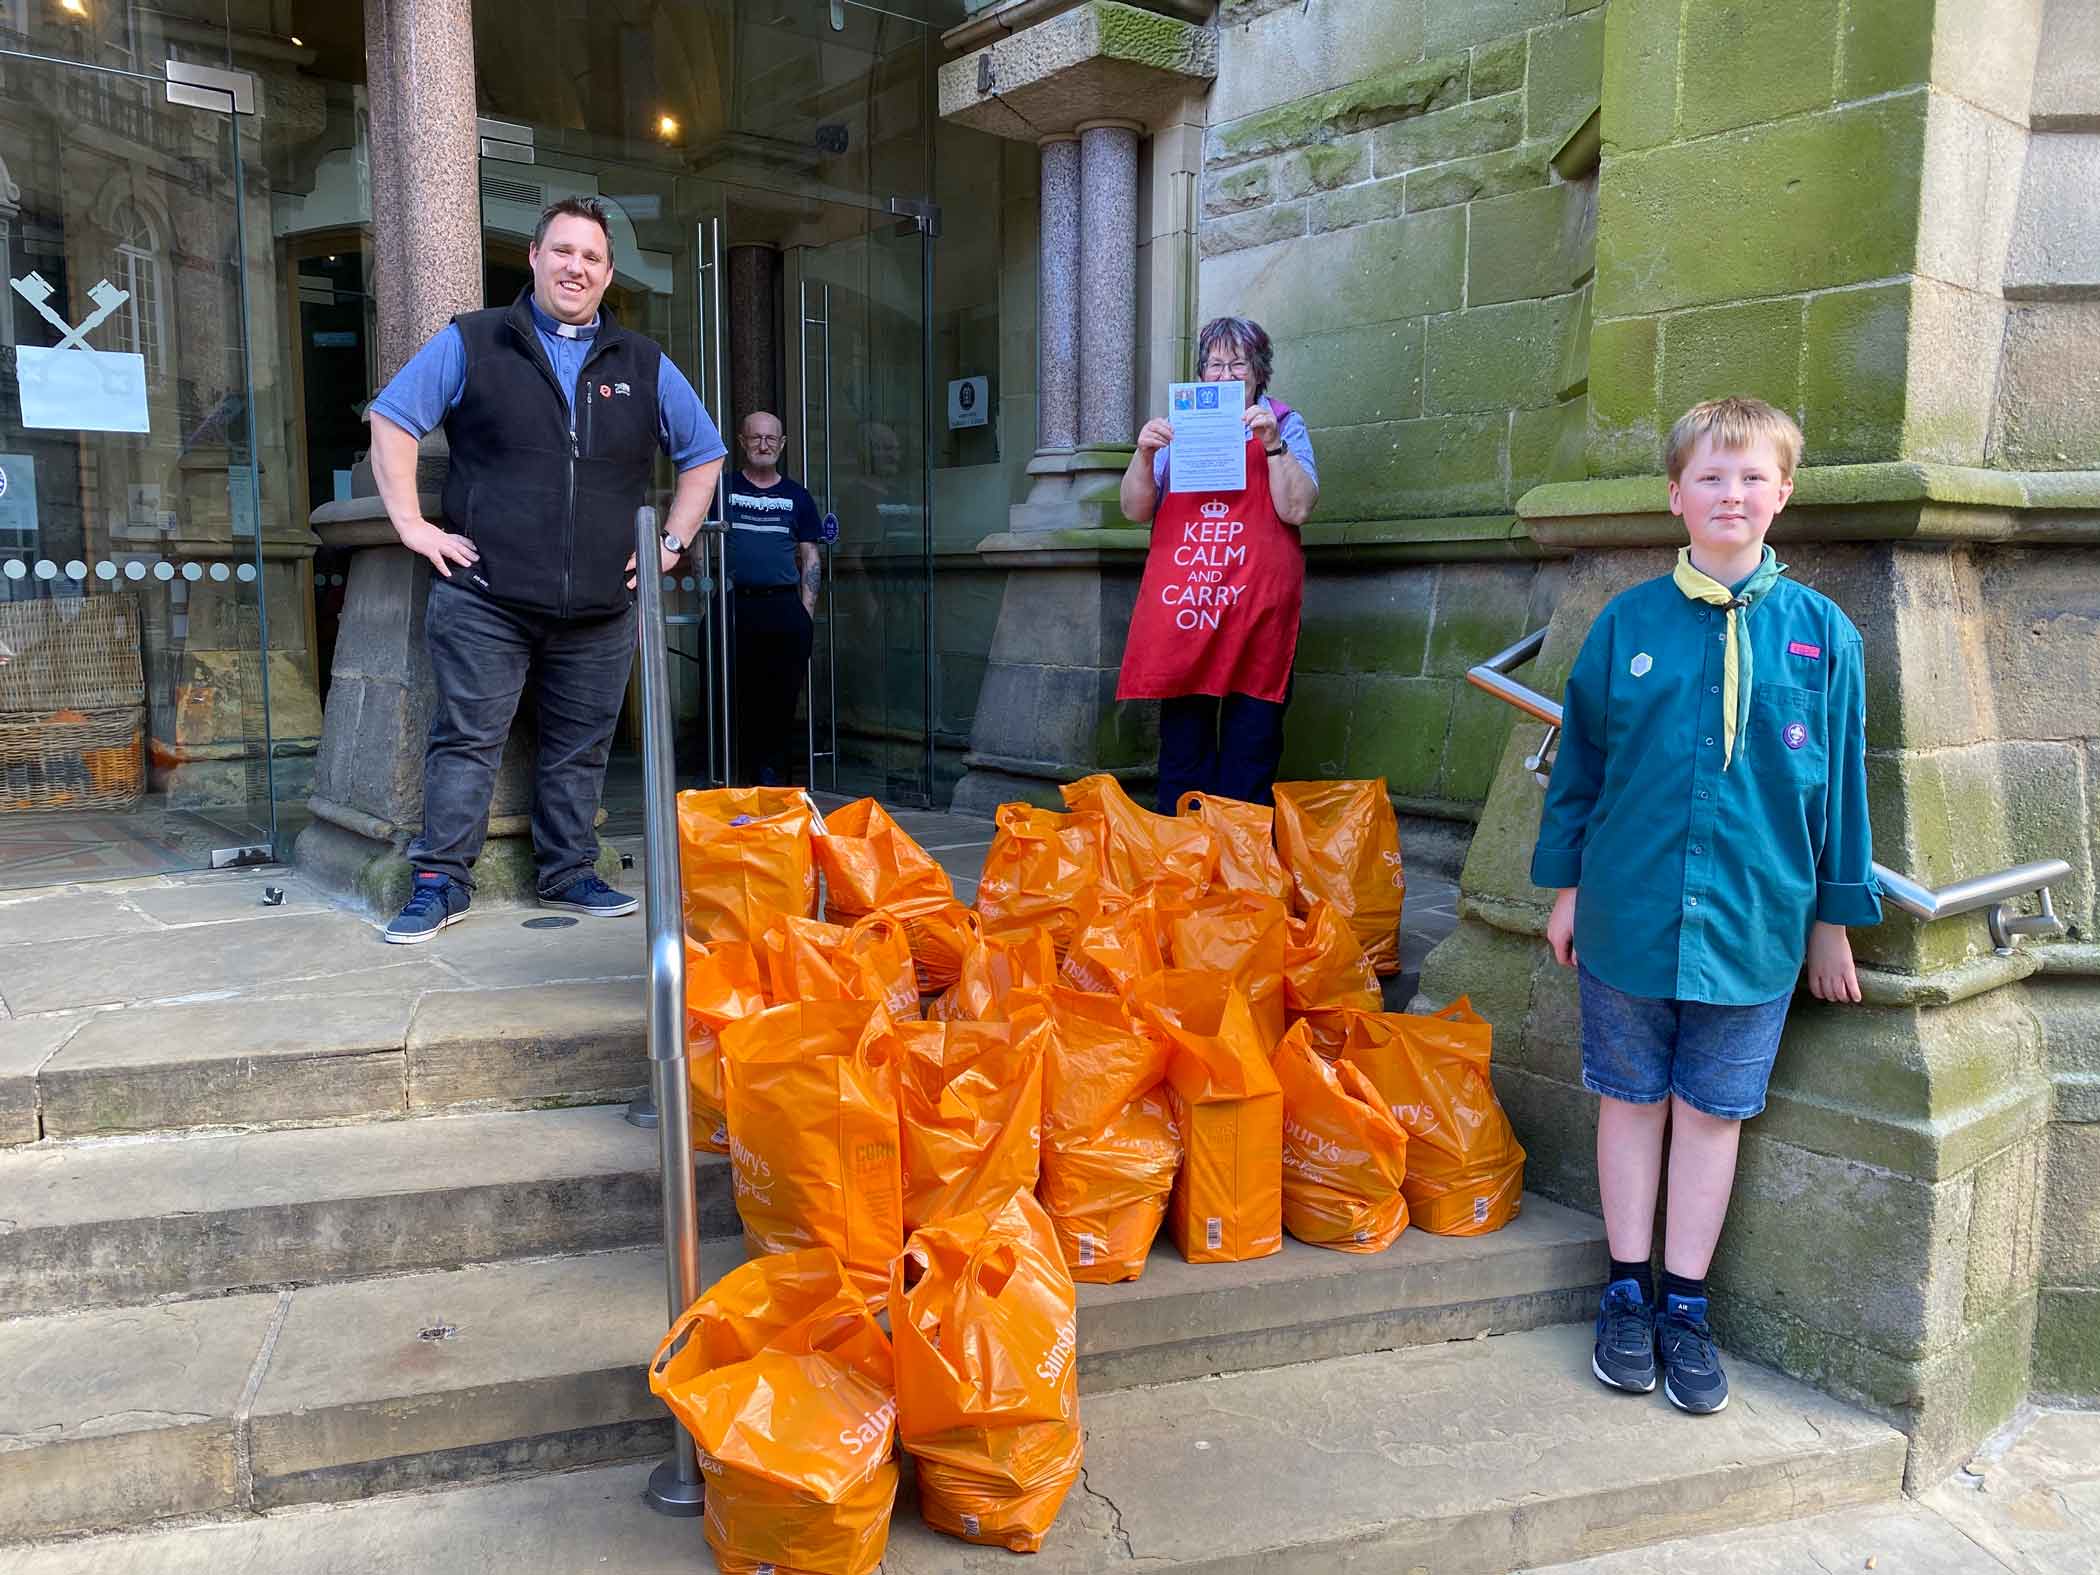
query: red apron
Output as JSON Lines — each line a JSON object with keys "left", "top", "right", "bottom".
{"left": 1116, "top": 420, "right": 1304, "bottom": 705}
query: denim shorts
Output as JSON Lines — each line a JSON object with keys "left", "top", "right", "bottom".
{"left": 1576, "top": 964, "right": 1793, "bottom": 1120}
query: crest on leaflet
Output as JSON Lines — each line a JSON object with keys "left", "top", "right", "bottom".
{"left": 1199, "top": 499, "right": 1232, "bottom": 518}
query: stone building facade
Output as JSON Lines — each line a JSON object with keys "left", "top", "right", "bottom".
{"left": 943, "top": 0, "right": 2100, "bottom": 1487}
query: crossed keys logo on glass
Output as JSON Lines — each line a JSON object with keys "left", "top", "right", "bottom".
{"left": 1383, "top": 850, "right": 1404, "bottom": 888}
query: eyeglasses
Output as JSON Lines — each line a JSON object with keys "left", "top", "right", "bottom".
{"left": 744, "top": 433, "right": 784, "bottom": 445}
{"left": 1200, "top": 359, "right": 1253, "bottom": 378}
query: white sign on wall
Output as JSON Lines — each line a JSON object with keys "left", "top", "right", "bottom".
{"left": 947, "top": 375, "right": 988, "bottom": 430}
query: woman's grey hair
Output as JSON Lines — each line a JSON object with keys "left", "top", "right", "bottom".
{"left": 1197, "top": 316, "right": 1274, "bottom": 400}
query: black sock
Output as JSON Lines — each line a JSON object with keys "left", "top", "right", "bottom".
{"left": 1659, "top": 1270, "right": 1707, "bottom": 1307}
{"left": 1609, "top": 1258, "right": 1654, "bottom": 1303}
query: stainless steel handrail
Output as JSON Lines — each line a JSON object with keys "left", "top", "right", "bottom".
{"left": 632, "top": 504, "right": 705, "bottom": 1518}
{"left": 1467, "top": 628, "right": 2072, "bottom": 949}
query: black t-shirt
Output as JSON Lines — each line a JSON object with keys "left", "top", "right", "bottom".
{"left": 724, "top": 471, "right": 823, "bottom": 588}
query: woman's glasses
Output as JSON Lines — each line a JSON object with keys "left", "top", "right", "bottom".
{"left": 1200, "top": 358, "right": 1253, "bottom": 378}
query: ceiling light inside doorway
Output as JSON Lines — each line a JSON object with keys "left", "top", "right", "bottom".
{"left": 61, "top": 0, "right": 88, "bottom": 14}
{"left": 290, "top": 35, "right": 304, "bottom": 46}
{"left": 657, "top": 114, "right": 681, "bottom": 142}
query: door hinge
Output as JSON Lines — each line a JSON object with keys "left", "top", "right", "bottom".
{"left": 166, "top": 59, "right": 259, "bottom": 116}
{"left": 887, "top": 197, "right": 942, "bottom": 238}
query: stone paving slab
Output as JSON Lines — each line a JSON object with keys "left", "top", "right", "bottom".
{"left": 0, "top": 1292, "right": 280, "bottom": 1540}
{"left": 0, "top": 1106, "right": 734, "bottom": 1316}
{"left": 0, "top": 1015, "right": 78, "bottom": 1145}
{"left": 407, "top": 910, "right": 646, "bottom": 990}
{"left": 122, "top": 878, "right": 331, "bottom": 926}
{"left": 0, "top": 887, "right": 162, "bottom": 948}
{"left": 405, "top": 979, "right": 647, "bottom": 1109}
{"left": 37, "top": 993, "right": 417, "bottom": 1139}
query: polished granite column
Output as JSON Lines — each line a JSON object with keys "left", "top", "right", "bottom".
{"left": 1037, "top": 135, "right": 1080, "bottom": 459}
{"left": 1077, "top": 120, "right": 1140, "bottom": 449}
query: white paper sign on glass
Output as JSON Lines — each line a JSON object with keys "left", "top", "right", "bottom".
{"left": 1166, "top": 380, "right": 1246, "bottom": 493}
{"left": 16, "top": 346, "right": 150, "bottom": 434}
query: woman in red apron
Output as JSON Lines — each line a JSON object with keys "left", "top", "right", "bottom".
{"left": 1116, "top": 316, "right": 1321, "bottom": 813}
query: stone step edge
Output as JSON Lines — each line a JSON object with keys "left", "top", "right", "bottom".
{"left": 2, "top": 1212, "right": 1611, "bottom": 1541}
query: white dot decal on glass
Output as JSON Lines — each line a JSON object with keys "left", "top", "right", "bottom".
{"left": 153, "top": 562, "right": 174, "bottom": 580}
{"left": 2, "top": 560, "right": 24, "bottom": 580}
{"left": 236, "top": 563, "right": 257, "bottom": 583}
{"left": 210, "top": 564, "right": 230, "bottom": 582}
{"left": 65, "top": 561, "right": 86, "bottom": 580}
{"left": 124, "top": 560, "right": 146, "bottom": 580}
{"left": 96, "top": 561, "right": 117, "bottom": 581}
{"left": 662, "top": 575, "right": 676, "bottom": 591}
{"left": 182, "top": 563, "right": 202, "bottom": 581}
{"left": 33, "top": 559, "right": 56, "bottom": 579}
{"left": 681, "top": 576, "right": 696, "bottom": 591}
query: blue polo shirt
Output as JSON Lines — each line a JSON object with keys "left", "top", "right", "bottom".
{"left": 1531, "top": 571, "right": 1881, "bottom": 1006}
{"left": 368, "top": 299, "right": 726, "bottom": 473}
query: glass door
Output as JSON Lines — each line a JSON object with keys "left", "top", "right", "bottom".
{"left": 0, "top": 49, "right": 272, "bottom": 889}
{"left": 791, "top": 209, "right": 933, "bottom": 806}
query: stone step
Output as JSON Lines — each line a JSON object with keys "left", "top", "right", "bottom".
{"left": 0, "top": 1105, "right": 735, "bottom": 1317}
{"left": 0, "top": 1201, "right": 1604, "bottom": 1541}
{"left": 4, "top": 1325, "right": 1906, "bottom": 1571}
{"left": 2, "top": 975, "right": 655, "bottom": 1144}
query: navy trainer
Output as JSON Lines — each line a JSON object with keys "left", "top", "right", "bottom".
{"left": 384, "top": 872, "right": 471, "bottom": 944}
{"left": 1658, "top": 1292, "right": 1730, "bottom": 1414}
{"left": 1592, "top": 1278, "right": 1658, "bottom": 1394}
{"left": 539, "top": 872, "right": 640, "bottom": 918}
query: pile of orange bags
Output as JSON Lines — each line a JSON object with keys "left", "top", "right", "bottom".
{"left": 649, "top": 1248, "right": 899, "bottom": 1575}
{"left": 1273, "top": 779, "right": 1405, "bottom": 975}
{"left": 891, "top": 1190, "right": 1083, "bottom": 1551}
{"left": 1334, "top": 999, "right": 1526, "bottom": 1235}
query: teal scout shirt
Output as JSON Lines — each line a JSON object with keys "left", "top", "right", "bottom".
{"left": 1531, "top": 571, "right": 1882, "bottom": 1006}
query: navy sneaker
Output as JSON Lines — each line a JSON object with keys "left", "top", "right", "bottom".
{"left": 1658, "top": 1293, "right": 1730, "bottom": 1414}
{"left": 1591, "top": 1278, "right": 1658, "bottom": 1394}
{"left": 539, "top": 872, "right": 640, "bottom": 918}
{"left": 384, "top": 872, "right": 470, "bottom": 945}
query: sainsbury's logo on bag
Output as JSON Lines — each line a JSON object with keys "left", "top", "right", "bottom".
{"left": 728, "top": 1132, "right": 774, "bottom": 1205}
{"left": 839, "top": 1395, "right": 898, "bottom": 1455}
{"left": 1284, "top": 1115, "right": 1350, "bottom": 1167}
{"left": 1034, "top": 1318, "right": 1078, "bottom": 1385}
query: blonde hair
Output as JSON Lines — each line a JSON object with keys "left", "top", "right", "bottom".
{"left": 1665, "top": 396, "right": 1804, "bottom": 482}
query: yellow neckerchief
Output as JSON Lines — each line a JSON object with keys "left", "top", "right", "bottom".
{"left": 1671, "top": 545, "right": 1785, "bottom": 770}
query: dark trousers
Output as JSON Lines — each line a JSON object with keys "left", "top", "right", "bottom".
{"left": 1155, "top": 687, "right": 1291, "bottom": 814}
{"left": 409, "top": 576, "right": 636, "bottom": 894}
{"left": 732, "top": 588, "right": 814, "bottom": 786}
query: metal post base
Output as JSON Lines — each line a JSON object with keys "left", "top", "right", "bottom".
{"left": 626, "top": 1095, "right": 660, "bottom": 1129}
{"left": 643, "top": 1456, "right": 705, "bottom": 1516}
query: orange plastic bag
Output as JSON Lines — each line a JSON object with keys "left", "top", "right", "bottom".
{"left": 679, "top": 786, "right": 820, "bottom": 944}
{"left": 974, "top": 803, "right": 1112, "bottom": 956}
{"left": 650, "top": 1248, "right": 898, "bottom": 1575}
{"left": 687, "top": 936, "right": 771, "bottom": 1154}
{"left": 720, "top": 1000, "right": 905, "bottom": 1304}
{"left": 1272, "top": 779, "right": 1404, "bottom": 975}
{"left": 1057, "top": 888, "right": 1174, "bottom": 998}
{"left": 1281, "top": 900, "right": 1383, "bottom": 1056}
{"left": 1336, "top": 1000, "right": 1525, "bottom": 1236}
{"left": 892, "top": 1190, "right": 1083, "bottom": 1552}
{"left": 930, "top": 925, "right": 1059, "bottom": 1022}
{"left": 1178, "top": 790, "right": 1290, "bottom": 901}
{"left": 895, "top": 1018, "right": 1047, "bottom": 1234}
{"left": 1013, "top": 984, "right": 1180, "bottom": 1282}
{"left": 898, "top": 901, "right": 980, "bottom": 994}
{"left": 1272, "top": 1026, "right": 1410, "bottom": 1252}
{"left": 1061, "top": 772, "right": 1217, "bottom": 898}
{"left": 1129, "top": 971, "right": 1283, "bottom": 1264}
{"left": 817, "top": 797, "right": 954, "bottom": 921}
{"left": 759, "top": 912, "right": 921, "bottom": 1021}
{"left": 1166, "top": 891, "right": 1290, "bottom": 1051}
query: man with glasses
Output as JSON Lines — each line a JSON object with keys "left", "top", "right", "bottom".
{"left": 723, "top": 410, "right": 825, "bottom": 785}
{"left": 1116, "top": 315, "right": 1320, "bottom": 812}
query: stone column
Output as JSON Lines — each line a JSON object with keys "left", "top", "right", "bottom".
{"left": 1077, "top": 121, "right": 1140, "bottom": 448}
{"left": 1036, "top": 135, "right": 1080, "bottom": 456}
{"left": 363, "top": 0, "right": 482, "bottom": 381}
{"left": 727, "top": 242, "right": 781, "bottom": 432}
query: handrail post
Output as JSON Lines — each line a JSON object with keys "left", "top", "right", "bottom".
{"left": 632, "top": 505, "right": 705, "bottom": 1517}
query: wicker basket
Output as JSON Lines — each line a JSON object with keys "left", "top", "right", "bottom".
{"left": 0, "top": 707, "right": 146, "bottom": 813}
{"left": 0, "top": 595, "right": 146, "bottom": 712}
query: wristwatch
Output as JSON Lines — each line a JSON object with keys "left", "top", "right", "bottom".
{"left": 1264, "top": 444, "right": 1287, "bottom": 457}
{"left": 662, "top": 530, "right": 686, "bottom": 554}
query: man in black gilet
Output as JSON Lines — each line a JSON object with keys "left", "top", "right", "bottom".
{"left": 366, "top": 198, "right": 727, "bottom": 943}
